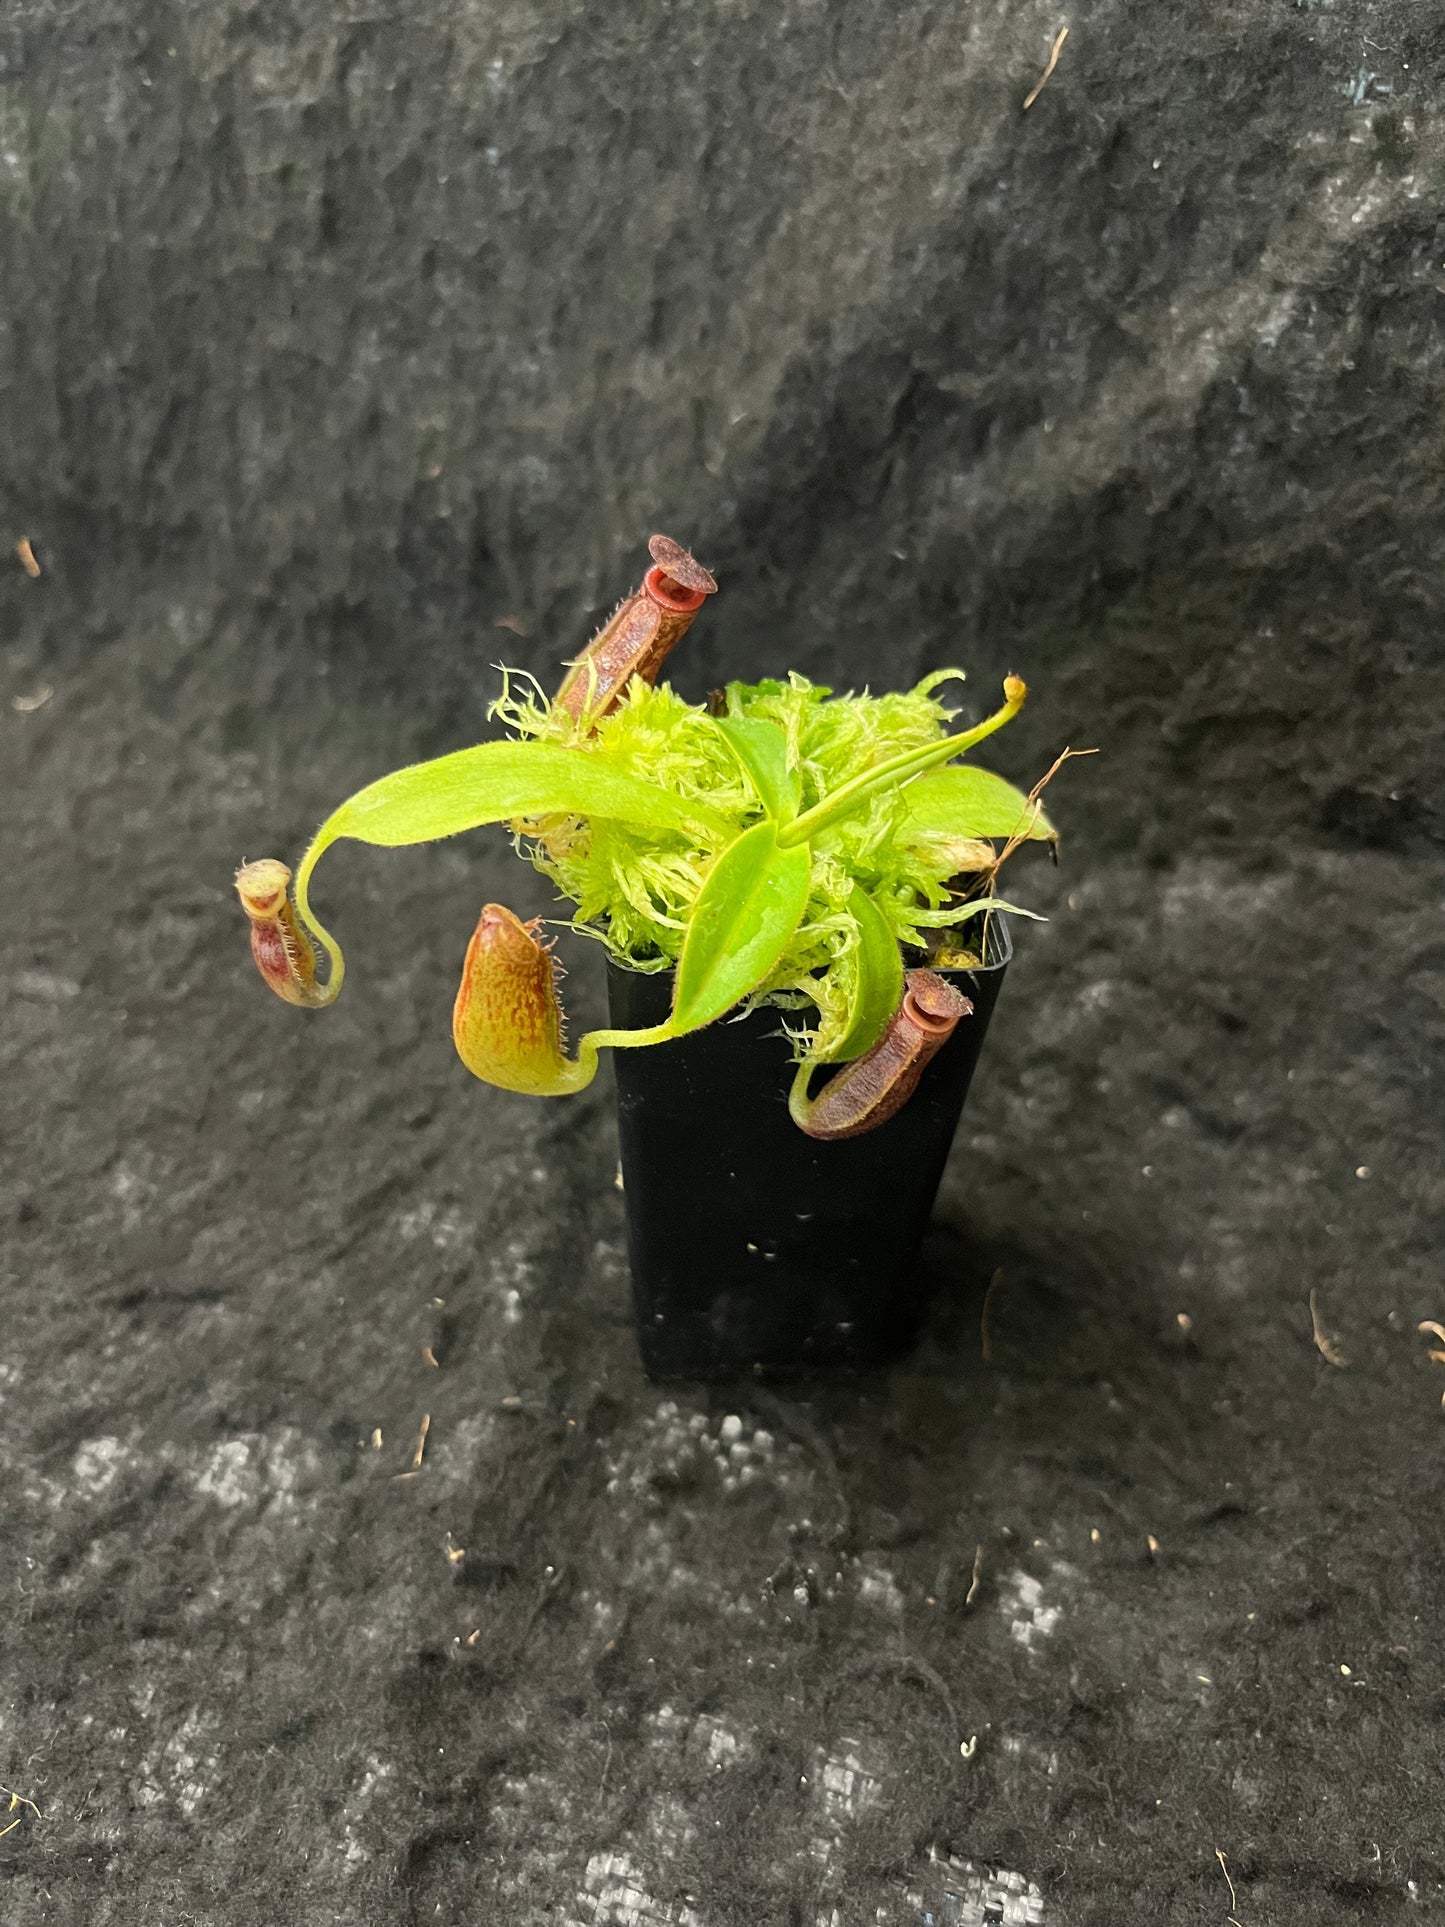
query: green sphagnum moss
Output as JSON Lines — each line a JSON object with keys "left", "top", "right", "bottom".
{"left": 493, "top": 667, "right": 1051, "bottom": 1064}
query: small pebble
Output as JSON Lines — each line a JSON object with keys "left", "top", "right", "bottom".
{"left": 501, "top": 1395, "right": 522, "bottom": 1411}
{"left": 719, "top": 1414, "right": 743, "bottom": 1444}
{"left": 728, "top": 1441, "right": 750, "bottom": 1464}
{"left": 752, "top": 1429, "right": 774, "bottom": 1454}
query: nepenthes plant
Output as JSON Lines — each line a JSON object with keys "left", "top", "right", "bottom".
{"left": 236, "top": 535, "right": 1065, "bottom": 1138}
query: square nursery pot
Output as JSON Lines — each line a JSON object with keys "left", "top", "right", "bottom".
{"left": 607, "top": 915, "right": 1012, "bottom": 1377}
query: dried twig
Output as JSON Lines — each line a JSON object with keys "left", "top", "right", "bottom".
{"left": 971, "top": 748, "right": 1098, "bottom": 964}
{"left": 0, "top": 1785, "right": 40, "bottom": 1841}
{"left": 985, "top": 748, "right": 1097, "bottom": 885}
{"left": 10, "top": 686, "right": 52, "bottom": 714}
{"left": 980, "top": 1267, "right": 1004, "bottom": 1363}
{"left": 412, "top": 1412, "right": 432, "bottom": 1468}
{"left": 1418, "top": 1322, "right": 1445, "bottom": 1408}
{"left": 1216, "top": 1847, "right": 1242, "bottom": 1925}
{"left": 1309, "top": 1289, "right": 1346, "bottom": 1368}
{"left": 15, "top": 538, "right": 41, "bottom": 578}
{"left": 1023, "top": 25, "right": 1069, "bottom": 111}
{"left": 964, "top": 1544, "right": 984, "bottom": 1608}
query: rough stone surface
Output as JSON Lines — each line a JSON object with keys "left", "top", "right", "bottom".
{"left": 2, "top": 2, "right": 1443, "bottom": 1922}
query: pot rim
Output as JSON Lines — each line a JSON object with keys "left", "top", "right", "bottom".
{"left": 599, "top": 906, "right": 1015, "bottom": 986}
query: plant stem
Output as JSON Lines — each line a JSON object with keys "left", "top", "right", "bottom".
{"left": 293, "top": 835, "right": 346, "bottom": 999}
{"left": 571, "top": 1019, "right": 679, "bottom": 1080}
{"left": 776, "top": 678, "right": 1027, "bottom": 850}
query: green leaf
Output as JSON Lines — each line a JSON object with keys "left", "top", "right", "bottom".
{"left": 296, "top": 738, "right": 726, "bottom": 901}
{"left": 317, "top": 740, "right": 729, "bottom": 849}
{"left": 776, "top": 681, "right": 1027, "bottom": 848}
{"left": 289, "top": 740, "right": 734, "bottom": 979}
{"left": 716, "top": 717, "right": 801, "bottom": 822}
{"left": 671, "top": 822, "right": 812, "bottom": 1034}
{"left": 901, "top": 765, "right": 1056, "bottom": 843}
{"left": 827, "top": 884, "right": 904, "bottom": 1063}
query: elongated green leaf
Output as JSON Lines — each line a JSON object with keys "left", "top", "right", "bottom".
{"left": 298, "top": 737, "right": 726, "bottom": 903}
{"left": 317, "top": 740, "right": 729, "bottom": 849}
{"left": 671, "top": 822, "right": 812, "bottom": 1034}
{"left": 827, "top": 884, "right": 904, "bottom": 1063}
{"left": 777, "top": 680, "right": 1026, "bottom": 847}
{"left": 901, "top": 765, "right": 1055, "bottom": 843}
{"left": 716, "top": 717, "right": 801, "bottom": 823}
{"left": 290, "top": 741, "right": 733, "bottom": 979}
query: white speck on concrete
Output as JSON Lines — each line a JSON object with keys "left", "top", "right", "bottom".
{"left": 817, "top": 1743, "right": 882, "bottom": 1819}
{"left": 394, "top": 1200, "right": 469, "bottom": 1250}
{"left": 426, "top": 1412, "right": 498, "bottom": 1482}
{"left": 856, "top": 1561, "right": 906, "bottom": 1619}
{"left": 572, "top": 1848, "right": 704, "bottom": 1926}
{"left": 900, "top": 1847, "right": 1046, "bottom": 1925}
{"left": 135, "top": 1709, "right": 219, "bottom": 1817}
{"left": 196, "top": 1438, "right": 257, "bottom": 1508}
{"left": 14, "top": 969, "right": 81, "bottom": 1003}
{"left": 809, "top": 1738, "right": 886, "bottom": 1862}
{"left": 109, "top": 1160, "right": 157, "bottom": 1229}
{"left": 71, "top": 1436, "right": 129, "bottom": 1499}
{"left": 646, "top": 1704, "right": 746, "bottom": 1772}
{"left": 340, "top": 1754, "right": 395, "bottom": 1863}
{"left": 1076, "top": 976, "right": 1119, "bottom": 1012}
{"left": 1000, "top": 1734, "right": 1060, "bottom": 1777}
{"left": 700, "top": 1719, "right": 740, "bottom": 1767}
{"left": 1000, "top": 1569, "right": 1061, "bottom": 1647}
{"left": 192, "top": 1429, "right": 321, "bottom": 1512}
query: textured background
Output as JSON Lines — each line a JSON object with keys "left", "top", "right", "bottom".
{"left": 3, "top": 1, "right": 1444, "bottom": 1922}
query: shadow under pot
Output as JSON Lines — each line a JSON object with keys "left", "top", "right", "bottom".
{"left": 606, "top": 914, "right": 1012, "bottom": 1378}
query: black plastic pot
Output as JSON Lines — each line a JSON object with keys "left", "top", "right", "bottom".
{"left": 607, "top": 915, "right": 1012, "bottom": 1377}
